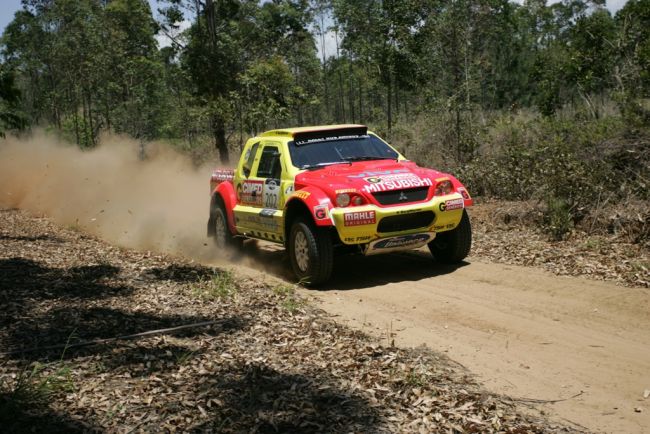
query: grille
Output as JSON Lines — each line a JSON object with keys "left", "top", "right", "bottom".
{"left": 372, "top": 187, "right": 429, "bottom": 205}
{"left": 377, "top": 211, "right": 435, "bottom": 233}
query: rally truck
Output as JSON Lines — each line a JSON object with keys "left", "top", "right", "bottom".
{"left": 208, "top": 124, "right": 472, "bottom": 286}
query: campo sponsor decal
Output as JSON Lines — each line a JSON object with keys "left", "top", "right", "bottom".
{"left": 238, "top": 180, "right": 264, "bottom": 206}
{"left": 362, "top": 173, "right": 432, "bottom": 193}
{"left": 439, "top": 198, "right": 464, "bottom": 212}
{"left": 343, "top": 210, "right": 376, "bottom": 226}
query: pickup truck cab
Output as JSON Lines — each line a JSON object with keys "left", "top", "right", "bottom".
{"left": 208, "top": 124, "right": 472, "bottom": 286}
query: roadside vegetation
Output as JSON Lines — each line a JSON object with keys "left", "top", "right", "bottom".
{"left": 0, "top": 0, "right": 648, "bottom": 243}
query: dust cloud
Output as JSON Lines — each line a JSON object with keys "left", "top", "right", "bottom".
{"left": 0, "top": 131, "right": 223, "bottom": 262}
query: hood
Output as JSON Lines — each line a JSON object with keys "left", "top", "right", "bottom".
{"left": 294, "top": 160, "right": 445, "bottom": 195}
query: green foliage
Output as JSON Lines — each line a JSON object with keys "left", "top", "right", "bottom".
{"left": 193, "top": 271, "right": 237, "bottom": 300}
{"left": 0, "top": 362, "right": 75, "bottom": 420}
{"left": 272, "top": 284, "right": 303, "bottom": 312}
{"left": 545, "top": 195, "right": 574, "bottom": 240}
{"left": 0, "top": 65, "right": 26, "bottom": 136}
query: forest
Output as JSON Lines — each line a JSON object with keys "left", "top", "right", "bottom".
{"left": 0, "top": 0, "right": 648, "bottom": 238}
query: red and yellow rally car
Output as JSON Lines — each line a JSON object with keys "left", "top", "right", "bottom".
{"left": 208, "top": 125, "right": 472, "bottom": 285}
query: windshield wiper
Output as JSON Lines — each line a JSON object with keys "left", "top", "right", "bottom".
{"left": 341, "top": 156, "right": 397, "bottom": 162}
{"left": 299, "top": 161, "right": 351, "bottom": 170}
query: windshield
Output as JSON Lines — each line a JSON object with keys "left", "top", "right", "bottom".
{"left": 288, "top": 134, "right": 400, "bottom": 169}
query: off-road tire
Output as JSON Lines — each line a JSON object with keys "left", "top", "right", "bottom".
{"left": 213, "top": 203, "right": 242, "bottom": 250}
{"left": 288, "top": 219, "right": 333, "bottom": 286}
{"left": 429, "top": 209, "right": 471, "bottom": 263}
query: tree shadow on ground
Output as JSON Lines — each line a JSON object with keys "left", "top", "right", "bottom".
{"left": 0, "top": 394, "right": 89, "bottom": 434}
{"left": 190, "top": 363, "right": 382, "bottom": 433}
{"left": 0, "top": 257, "right": 248, "bottom": 363}
{"left": 0, "top": 257, "right": 130, "bottom": 301}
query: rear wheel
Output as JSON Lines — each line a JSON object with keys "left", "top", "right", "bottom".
{"left": 429, "top": 209, "right": 471, "bottom": 263}
{"left": 288, "top": 219, "right": 333, "bottom": 286}
{"left": 213, "top": 203, "right": 241, "bottom": 250}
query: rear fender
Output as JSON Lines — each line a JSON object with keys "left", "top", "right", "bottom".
{"left": 209, "top": 181, "right": 237, "bottom": 235}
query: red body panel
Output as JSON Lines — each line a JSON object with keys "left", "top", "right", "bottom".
{"left": 294, "top": 160, "right": 473, "bottom": 209}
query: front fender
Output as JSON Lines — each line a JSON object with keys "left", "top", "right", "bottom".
{"left": 287, "top": 186, "right": 334, "bottom": 227}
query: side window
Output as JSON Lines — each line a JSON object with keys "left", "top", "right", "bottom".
{"left": 256, "top": 146, "right": 282, "bottom": 179}
{"left": 242, "top": 142, "right": 259, "bottom": 178}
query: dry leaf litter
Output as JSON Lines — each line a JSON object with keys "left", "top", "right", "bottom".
{"left": 0, "top": 207, "right": 580, "bottom": 433}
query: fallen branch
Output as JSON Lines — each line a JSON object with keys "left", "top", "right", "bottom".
{"left": 0, "top": 320, "right": 222, "bottom": 357}
{"left": 503, "top": 391, "right": 585, "bottom": 405}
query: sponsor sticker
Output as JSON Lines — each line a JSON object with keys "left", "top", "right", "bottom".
{"left": 362, "top": 173, "right": 433, "bottom": 193}
{"left": 238, "top": 181, "right": 263, "bottom": 206}
{"left": 374, "top": 233, "right": 432, "bottom": 249}
{"left": 314, "top": 204, "right": 328, "bottom": 220}
{"left": 292, "top": 190, "right": 310, "bottom": 200}
{"left": 343, "top": 210, "right": 376, "bottom": 226}
{"left": 335, "top": 188, "right": 357, "bottom": 194}
{"left": 211, "top": 169, "right": 234, "bottom": 183}
{"left": 439, "top": 198, "right": 464, "bottom": 212}
{"left": 348, "top": 169, "right": 409, "bottom": 179}
{"left": 259, "top": 208, "right": 276, "bottom": 217}
{"left": 458, "top": 187, "right": 471, "bottom": 200}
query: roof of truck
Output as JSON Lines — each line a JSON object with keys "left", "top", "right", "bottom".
{"left": 259, "top": 124, "right": 367, "bottom": 139}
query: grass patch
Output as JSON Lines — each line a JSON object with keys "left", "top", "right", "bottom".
{"left": 0, "top": 362, "right": 75, "bottom": 419}
{"left": 272, "top": 284, "right": 304, "bottom": 313}
{"left": 192, "top": 270, "right": 237, "bottom": 300}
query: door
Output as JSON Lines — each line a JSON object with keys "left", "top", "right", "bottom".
{"left": 234, "top": 142, "right": 286, "bottom": 242}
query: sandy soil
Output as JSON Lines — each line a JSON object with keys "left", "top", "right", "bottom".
{"left": 275, "top": 249, "right": 650, "bottom": 434}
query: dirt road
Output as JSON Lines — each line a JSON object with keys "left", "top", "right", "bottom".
{"left": 231, "top": 241, "right": 650, "bottom": 433}
{"left": 267, "top": 249, "right": 649, "bottom": 434}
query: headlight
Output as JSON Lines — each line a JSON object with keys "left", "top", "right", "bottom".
{"left": 434, "top": 180, "right": 453, "bottom": 196}
{"left": 336, "top": 193, "right": 351, "bottom": 207}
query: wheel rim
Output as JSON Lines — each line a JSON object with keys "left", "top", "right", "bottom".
{"left": 294, "top": 231, "right": 309, "bottom": 272}
{"left": 215, "top": 213, "right": 227, "bottom": 247}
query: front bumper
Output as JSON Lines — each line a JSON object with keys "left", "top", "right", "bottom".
{"left": 330, "top": 193, "right": 466, "bottom": 246}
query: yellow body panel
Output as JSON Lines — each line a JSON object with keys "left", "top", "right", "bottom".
{"left": 330, "top": 193, "right": 465, "bottom": 245}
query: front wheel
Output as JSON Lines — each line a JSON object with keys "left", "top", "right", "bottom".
{"left": 288, "top": 219, "right": 333, "bottom": 286}
{"left": 428, "top": 209, "right": 471, "bottom": 263}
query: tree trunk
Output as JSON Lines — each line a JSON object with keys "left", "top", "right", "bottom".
{"left": 387, "top": 74, "right": 393, "bottom": 136}
{"left": 213, "top": 114, "right": 229, "bottom": 165}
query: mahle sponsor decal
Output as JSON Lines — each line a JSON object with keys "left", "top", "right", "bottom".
{"left": 362, "top": 173, "right": 432, "bottom": 193}
{"left": 439, "top": 198, "right": 464, "bottom": 212}
{"left": 343, "top": 210, "right": 376, "bottom": 226}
